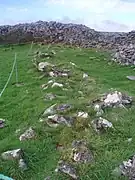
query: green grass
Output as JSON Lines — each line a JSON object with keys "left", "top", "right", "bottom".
{"left": 0, "top": 43, "right": 135, "bottom": 180}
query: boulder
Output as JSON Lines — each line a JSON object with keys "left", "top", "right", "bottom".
{"left": 55, "top": 160, "right": 79, "bottom": 179}
{"left": 1, "top": 149, "right": 23, "bottom": 160}
{"left": 19, "top": 127, "right": 36, "bottom": 141}
{"left": 92, "top": 117, "right": 113, "bottom": 133}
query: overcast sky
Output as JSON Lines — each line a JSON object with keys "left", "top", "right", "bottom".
{"left": 0, "top": 0, "right": 135, "bottom": 32}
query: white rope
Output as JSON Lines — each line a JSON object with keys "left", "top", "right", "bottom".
{"left": 15, "top": 53, "right": 18, "bottom": 83}
{"left": 0, "top": 53, "right": 16, "bottom": 97}
{"left": 0, "top": 42, "right": 34, "bottom": 98}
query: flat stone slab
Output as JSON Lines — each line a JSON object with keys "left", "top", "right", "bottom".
{"left": 127, "top": 76, "right": 135, "bottom": 80}
{"left": 1, "top": 149, "right": 23, "bottom": 160}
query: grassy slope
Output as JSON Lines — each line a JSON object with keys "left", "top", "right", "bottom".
{"left": 0, "top": 44, "right": 135, "bottom": 180}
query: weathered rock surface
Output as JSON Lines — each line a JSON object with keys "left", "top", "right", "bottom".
{"left": 93, "top": 91, "right": 132, "bottom": 110}
{"left": 103, "top": 91, "right": 132, "bottom": 108}
{"left": 92, "top": 117, "right": 113, "bottom": 133}
{"left": 127, "top": 76, "right": 135, "bottom": 80}
{"left": 44, "top": 93, "right": 56, "bottom": 100}
{"left": 112, "top": 44, "right": 135, "bottom": 65}
{"left": 49, "top": 68, "right": 70, "bottom": 77}
{"left": 55, "top": 160, "right": 78, "bottom": 179}
{"left": 19, "top": 158, "right": 28, "bottom": 171}
{"left": 72, "top": 140, "right": 93, "bottom": 163}
{"left": 56, "top": 104, "right": 72, "bottom": 112}
{"left": 1, "top": 149, "right": 23, "bottom": 160}
{"left": 0, "top": 118, "right": 5, "bottom": 128}
{"left": 47, "top": 114, "right": 75, "bottom": 127}
{"left": 114, "top": 155, "right": 135, "bottom": 179}
{"left": 77, "top": 112, "right": 89, "bottom": 119}
{"left": 19, "top": 127, "right": 36, "bottom": 141}
{"left": 38, "top": 62, "right": 53, "bottom": 72}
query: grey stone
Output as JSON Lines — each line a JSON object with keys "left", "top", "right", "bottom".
{"left": 49, "top": 68, "right": 70, "bottom": 77}
{"left": 102, "top": 91, "right": 132, "bottom": 108}
{"left": 43, "top": 104, "right": 57, "bottom": 116}
{"left": 44, "top": 93, "right": 56, "bottom": 100}
{"left": 0, "top": 118, "right": 5, "bottom": 128}
{"left": 19, "top": 127, "right": 36, "bottom": 141}
{"left": 51, "top": 82, "right": 63, "bottom": 88}
{"left": 115, "top": 155, "right": 135, "bottom": 179}
{"left": 56, "top": 104, "right": 72, "bottom": 112}
{"left": 55, "top": 160, "right": 79, "bottom": 179}
{"left": 127, "top": 76, "right": 135, "bottom": 80}
{"left": 72, "top": 140, "right": 93, "bottom": 164}
{"left": 47, "top": 114, "right": 75, "bottom": 127}
{"left": 19, "top": 158, "right": 28, "bottom": 171}
{"left": 2, "top": 149, "right": 23, "bottom": 160}
{"left": 92, "top": 117, "right": 113, "bottom": 133}
{"left": 38, "top": 62, "right": 53, "bottom": 72}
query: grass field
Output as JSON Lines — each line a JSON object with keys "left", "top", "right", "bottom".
{"left": 0, "top": 43, "right": 135, "bottom": 180}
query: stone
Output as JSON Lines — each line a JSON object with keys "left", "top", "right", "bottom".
{"left": 39, "top": 53, "right": 53, "bottom": 58}
{"left": 92, "top": 117, "right": 113, "bottom": 133}
{"left": 49, "top": 69, "right": 69, "bottom": 77}
{"left": 72, "top": 140, "right": 93, "bottom": 164}
{"left": 49, "top": 71, "right": 55, "bottom": 77}
{"left": 94, "top": 104, "right": 104, "bottom": 116}
{"left": 103, "top": 91, "right": 132, "bottom": 108}
{"left": 38, "top": 62, "right": 53, "bottom": 72}
{"left": 2, "top": 149, "right": 23, "bottom": 160}
{"left": 56, "top": 104, "right": 72, "bottom": 112}
{"left": 19, "top": 127, "right": 36, "bottom": 141}
{"left": 94, "top": 104, "right": 101, "bottom": 112}
{"left": 41, "top": 84, "right": 48, "bottom": 90}
{"left": 0, "top": 119, "right": 5, "bottom": 128}
{"left": 19, "top": 159, "right": 28, "bottom": 171}
{"left": 47, "top": 114, "right": 75, "bottom": 127}
{"left": 43, "top": 104, "right": 57, "bottom": 116}
{"left": 51, "top": 82, "right": 63, "bottom": 88}
{"left": 127, "top": 76, "right": 135, "bottom": 80}
{"left": 55, "top": 160, "right": 79, "bottom": 179}
{"left": 72, "top": 140, "right": 87, "bottom": 149}
{"left": 56, "top": 143, "right": 64, "bottom": 151}
{"left": 112, "top": 44, "right": 135, "bottom": 65}
{"left": 83, "top": 73, "right": 88, "bottom": 79}
{"left": 104, "top": 91, "right": 122, "bottom": 107}
{"left": 48, "top": 80, "right": 54, "bottom": 84}
{"left": 45, "top": 93, "right": 56, "bottom": 100}
{"left": 70, "top": 62, "right": 77, "bottom": 67}
{"left": 77, "top": 112, "right": 88, "bottom": 118}
{"left": 127, "top": 138, "right": 133, "bottom": 143}
{"left": 41, "top": 80, "right": 54, "bottom": 89}
{"left": 116, "top": 155, "right": 135, "bottom": 179}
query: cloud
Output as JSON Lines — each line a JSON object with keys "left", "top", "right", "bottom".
{"left": 92, "top": 20, "right": 130, "bottom": 32}
{"left": 7, "top": 7, "right": 28, "bottom": 12}
{"left": 7, "top": 7, "right": 28, "bottom": 13}
{"left": 1, "top": 0, "right": 135, "bottom": 31}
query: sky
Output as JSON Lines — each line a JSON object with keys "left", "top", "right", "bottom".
{"left": 0, "top": 0, "right": 135, "bottom": 32}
